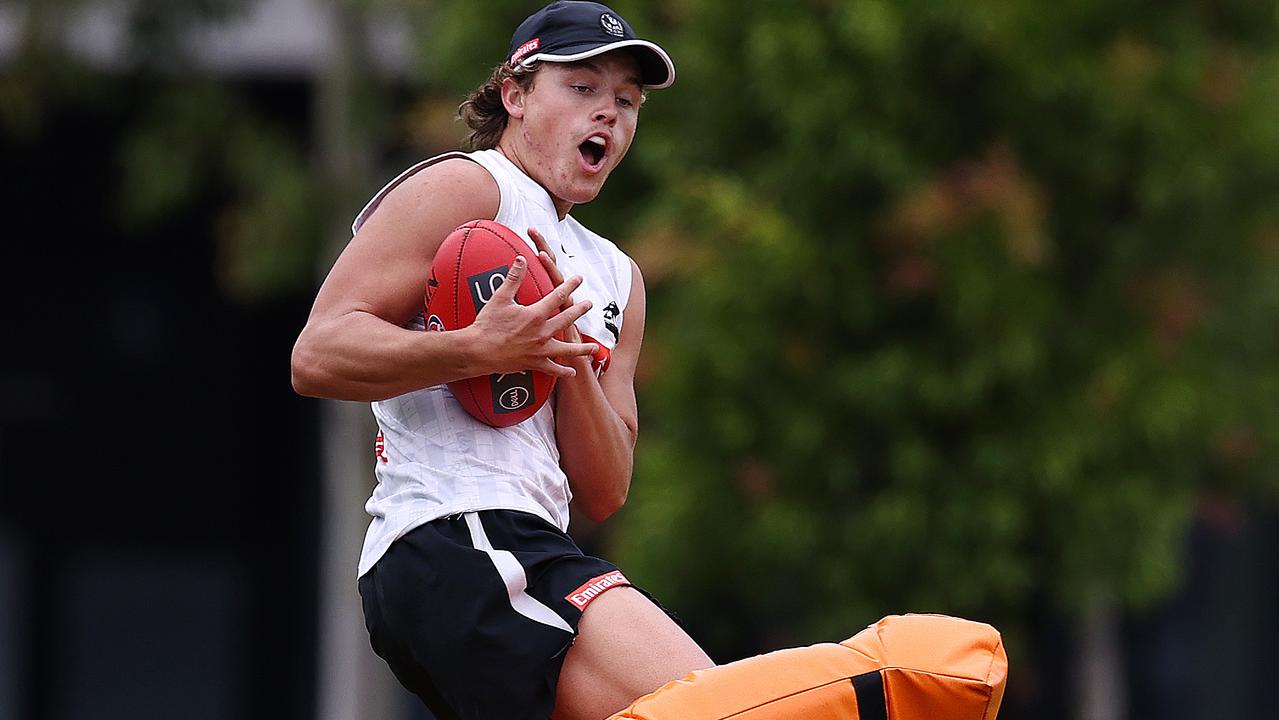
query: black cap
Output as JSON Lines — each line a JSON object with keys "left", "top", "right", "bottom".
{"left": 507, "top": 1, "right": 675, "bottom": 89}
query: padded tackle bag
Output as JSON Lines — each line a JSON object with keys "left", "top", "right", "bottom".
{"left": 608, "top": 613, "right": 1007, "bottom": 720}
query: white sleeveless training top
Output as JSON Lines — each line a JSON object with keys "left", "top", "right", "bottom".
{"left": 352, "top": 149, "right": 634, "bottom": 578}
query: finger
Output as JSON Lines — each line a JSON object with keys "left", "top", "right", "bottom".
{"left": 541, "top": 359, "right": 578, "bottom": 379}
{"left": 529, "top": 231, "right": 568, "bottom": 291}
{"left": 546, "top": 299, "right": 593, "bottom": 335}
{"left": 539, "top": 250, "right": 566, "bottom": 286}
{"left": 489, "top": 255, "right": 526, "bottom": 304}
{"left": 548, "top": 339, "right": 600, "bottom": 357}
{"left": 529, "top": 227, "right": 554, "bottom": 264}
{"left": 531, "top": 275, "right": 583, "bottom": 314}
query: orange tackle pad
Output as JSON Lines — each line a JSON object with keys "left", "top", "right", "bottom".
{"left": 608, "top": 613, "right": 1007, "bottom": 720}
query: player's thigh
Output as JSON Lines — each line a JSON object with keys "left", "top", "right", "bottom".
{"left": 552, "top": 586, "right": 714, "bottom": 720}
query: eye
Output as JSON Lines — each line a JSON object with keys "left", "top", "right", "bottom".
{"left": 617, "top": 96, "right": 635, "bottom": 108}
{"left": 571, "top": 84, "right": 593, "bottom": 94}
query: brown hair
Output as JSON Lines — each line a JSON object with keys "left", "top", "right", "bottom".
{"left": 457, "top": 63, "right": 538, "bottom": 151}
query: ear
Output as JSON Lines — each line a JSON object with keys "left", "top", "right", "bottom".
{"left": 501, "top": 75, "right": 527, "bottom": 120}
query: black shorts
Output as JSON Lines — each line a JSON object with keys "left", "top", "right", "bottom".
{"left": 358, "top": 510, "right": 645, "bottom": 720}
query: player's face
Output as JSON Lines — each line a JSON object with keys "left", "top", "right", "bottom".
{"left": 503, "top": 52, "right": 643, "bottom": 215}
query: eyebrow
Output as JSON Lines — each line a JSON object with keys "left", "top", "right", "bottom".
{"left": 571, "top": 60, "right": 643, "bottom": 90}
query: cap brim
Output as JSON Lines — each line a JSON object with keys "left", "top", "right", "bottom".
{"left": 519, "top": 39, "right": 675, "bottom": 90}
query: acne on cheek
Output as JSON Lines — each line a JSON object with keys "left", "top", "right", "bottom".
{"left": 520, "top": 123, "right": 545, "bottom": 153}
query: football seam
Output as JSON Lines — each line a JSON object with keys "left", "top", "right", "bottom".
{"left": 455, "top": 224, "right": 497, "bottom": 425}
{"left": 492, "top": 226, "right": 554, "bottom": 417}
{"left": 484, "top": 224, "right": 533, "bottom": 425}
{"left": 455, "top": 221, "right": 554, "bottom": 427}
{"left": 493, "top": 226, "right": 551, "bottom": 299}
{"left": 494, "top": 228, "right": 552, "bottom": 422}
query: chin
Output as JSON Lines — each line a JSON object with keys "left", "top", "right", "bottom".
{"left": 559, "top": 179, "right": 606, "bottom": 206}
{"left": 549, "top": 161, "right": 612, "bottom": 207}
{"left": 569, "top": 187, "right": 603, "bottom": 204}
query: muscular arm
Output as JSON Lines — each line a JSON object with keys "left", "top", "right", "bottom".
{"left": 291, "top": 159, "right": 596, "bottom": 402}
{"left": 553, "top": 259, "right": 647, "bottom": 522}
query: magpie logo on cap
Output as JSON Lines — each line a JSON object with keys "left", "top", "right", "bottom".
{"left": 506, "top": 1, "right": 676, "bottom": 89}
{"left": 600, "top": 13, "right": 625, "bottom": 38}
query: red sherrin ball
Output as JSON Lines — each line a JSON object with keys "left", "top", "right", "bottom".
{"left": 425, "top": 219, "right": 557, "bottom": 427}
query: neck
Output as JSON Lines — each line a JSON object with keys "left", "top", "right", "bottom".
{"left": 494, "top": 138, "right": 573, "bottom": 220}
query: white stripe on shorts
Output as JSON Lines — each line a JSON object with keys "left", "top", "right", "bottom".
{"left": 464, "top": 512, "right": 574, "bottom": 634}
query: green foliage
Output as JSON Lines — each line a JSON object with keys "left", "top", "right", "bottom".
{"left": 3, "top": 0, "right": 320, "bottom": 304}
{"left": 19, "top": 0, "right": 1275, "bottom": 665}
{"left": 119, "top": 81, "right": 321, "bottom": 302}
{"left": 421, "top": 0, "right": 1279, "bottom": 660}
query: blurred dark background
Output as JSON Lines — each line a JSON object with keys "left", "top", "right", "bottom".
{"left": 2, "top": 1, "right": 1277, "bottom": 719}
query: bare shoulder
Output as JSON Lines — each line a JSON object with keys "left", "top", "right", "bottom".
{"left": 307, "top": 157, "right": 500, "bottom": 327}
{"left": 360, "top": 156, "right": 500, "bottom": 235}
{"left": 610, "top": 258, "right": 647, "bottom": 365}
{"left": 627, "top": 257, "right": 646, "bottom": 308}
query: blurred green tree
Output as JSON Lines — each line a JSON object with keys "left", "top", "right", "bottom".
{"left": 19, "top": 0, "right": 1276, "bottom": 711}
{"left": 424, "top": 0, "right": 1279, "bottom": 677}
{"left": 1, "top": 0, "right": 330, "bottom": 304}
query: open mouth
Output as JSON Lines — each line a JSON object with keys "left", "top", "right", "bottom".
{"left": 578, "top": 135, "right": 607, "bottom": 170}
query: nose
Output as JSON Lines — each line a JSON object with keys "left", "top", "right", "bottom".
{"left": 592, "top": 100, "right": 617, "bottom": 125}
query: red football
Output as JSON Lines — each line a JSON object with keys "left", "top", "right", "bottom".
{"left": 425, "top": 219, "right": 557, "bottom": 427}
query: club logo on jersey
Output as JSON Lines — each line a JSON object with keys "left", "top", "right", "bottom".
{"left": 566, "top": 570, "right": 630, "bottom": 610}
{"left": 603, "top": 301, "right": 620, "bottom": 343}
{"left": 426, "top": 314, "right": 445, "bottom": 332}
{"left": 468, "top": 266, "right": 508, "bottom": 312}
{"left": 492, "top": 372, "right": 534, "bottom": 413}
{"left": 512, "top": 38, "right": 540, "bottom": 64}
{"left": 600, "top": 13, "right": 625, "bottom": 38}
